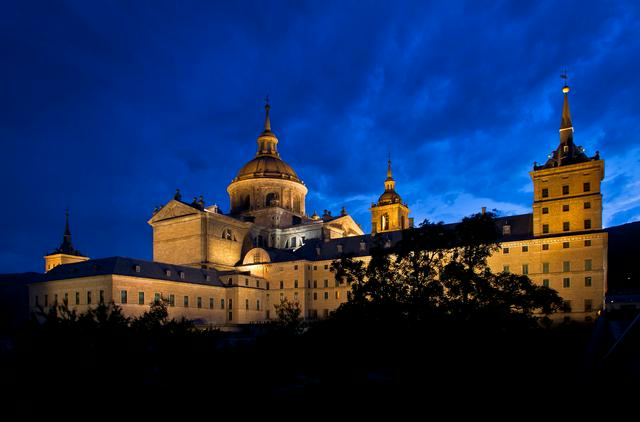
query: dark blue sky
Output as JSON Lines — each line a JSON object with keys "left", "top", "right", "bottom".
{"left": 2, "top": 0, "right": 639, "bottom": 273}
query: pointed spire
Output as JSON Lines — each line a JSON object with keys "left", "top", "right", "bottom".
{"left": 256, "top": 97, "right": 280, "bottom": 157}
{"left": 560, "top": 84, "right": 573, "bottom": 130}
{"left": 384, "top": 157, "right": 396, "bottom": 192}
{"left": 264, "top": 95, "right": 271, "bottom": 132}
{"left": 54, "top": 209, "right": 81, "bottom": 256}
{"left": 64, "top": 209, "right": 71, "bottom": 237}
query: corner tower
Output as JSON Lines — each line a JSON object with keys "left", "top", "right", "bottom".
{"left": 370, "top": 159, "right": 411, "bottom": 234}
{"left": 530, "top": 82, "right": 604, "bottom": 237}
{"left": 44, "top": 211, "right": 89, "bottom": 272}
{"left": 227, "top": 100, "right": 308, "bottom": 219}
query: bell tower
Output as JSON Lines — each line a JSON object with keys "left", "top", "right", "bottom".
{"left": 370, "top": 159, "right": 411, "bottom": 234}
{"left": 44, "top": 210, "right": 89, "bottom": 272}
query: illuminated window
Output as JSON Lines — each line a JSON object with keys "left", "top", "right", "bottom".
{"left": 563, "top": 278, "right": 571, "bottom": 288}
{"left": 585, "top": 259, "right": 592, "bottom": 271}
{"left": 585, "top": 276, "right": 592, "bottom": 287}
{"left": 583, "top": 182, "right": 591, "bottom": 192}
{"left": 543, "top": 263, "right": 550, "bottom": 274}
{"left": 335, "top": 291, "right": 340, "bottom": 299}
{"left": 134, "top": 265, "right": 141, "bottom": 273}
{"left": 502, "top": 225, "right": 511, "bottom": 236}
{"left": 562, "top": 185, "right": 569, "bottom": 195}
{"left": 222, "top": 228, "right": 234, "bottom": 241}
{"left": 120, "top": 290, "right": 127, "bottom": 304}
{"left": 179, "top": 271, "right": 185, "bottom": 280}
{"left": 165, "top": 269, "right": 171, "bottom": 277}
{"left": 541, "top": 188, "right": 549, "bottom": 198}
{"left": 381, "top": 213, "right": 389, "bottom": 231}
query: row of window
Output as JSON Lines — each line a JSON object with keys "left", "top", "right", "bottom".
{"left": 540, "top": 276, "right": 593, "bottom": 289}
{"left": 541, "top": 220, "right": 592, "bottom": 234}
{"left": 279, "top": 264, "right": 331, "bottom": 272}
{"left": 503, "top": 260, "right": 594, "bottom": 274}
{"left": 276, "top": 290, "right": 342, "bottom": 302}
{"left": 559, "top": 299, "right": 594, "bottom": 313}
{"left": 119, "top": 291, "right": 261, "bottom": 311}
{"left": 503, "top": 239, "right": 592, "bottom": 254}
{"left": 541, "top": 182, "right": 591, "bottom": 198}
{"left": 542, "top": 201, "right": 591, "bottom": 214}
{"left": 34, "top": 290, "right": 106, "bottom": 307}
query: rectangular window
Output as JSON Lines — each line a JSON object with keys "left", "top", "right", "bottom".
{"left": 562, "top": 204, "right": 569, "bottom": 212}
{"left": 245, "top": 299, "right": 249, "bottom": 310}
{"left": 335, "top": 291, "right": 340, "bottom": 299}
{"left": 324, "top": 265, "right": 329, "bottom": 270}
{"left": 585, "top": 259, "right": 592, "bottom": 271}
{"left": 542, "top": 244, "right": 549, "bottom": 251}
{"left": 563, "top": 242, "right": 570, "bottom": 249}
{"left": 583, "top": 182, "right": 591, "bottom": 192}
{"left": 221, "top": 299, "right": 225, "bottom": 309}
{"left": 138, "top": 292, "right": 144, "bottom": 305}
{"left": 294, "top": 265, "right": 298, "bottom": 270}
{"left": 197, "top": 297, "right": 202, "bottom": 309}
{"left": 542, "top": 207, "right": 549, "bottom": 214}
{"left": 209, "top": 298, "right": 214, "bottom": 309}
{"left": 75, "top": 291, "right": 80, "bottom": 305}
{"left": 503, "top": 265, "right": 510, "bottom": 273}
{"left": 120, "top": 290, "right": 127, "bottom": 304}
{"left": 257, "top": 300, "right": 260, "bottom": 310}
{"left": 522, "top": 264, "right": 529, "bottom": 275}
{"left": 256, "top": 280, "right": 260, "bottom": 288}
{"left": 266, "top": 310, "right": 270, "bottom": 319}
{"left": 64, "top": 292, "right": 68, "bottom": 304}
{"left": 563, "top": 261, "right": 571, "bottom": 272}
{"left": 279, "top": 293, "right": 284, "bottom": 301}
{"left": 154, "top": 293, "right": 161, "bottom": 303}
{"left": 585, "top": 276, "right": 592, "bottom": 287}
{"left": 584, "top": 219, "right": 592, "bottom": 229}
{"left": 313, "top": 265, "right": 317, "bottom": 270}
{"left": 562, "top": 185, "right": 569, "bottom": 195}
{"left": 542, "top": 262, "right": 550, "bottom": 274}
{"left": 294, "top": 292, "right": 298, "bottom": 301}
{"left": 313, "top": 292, "right": 318, "bottom": 300}
{"left": 563, "top": 277, "right": 571, "bottom": 288}
{"left": 279, "top": 281, "right": 284, "bottom": 289}
{"left": 228, "top": 299, "right": 232, "bottom": 309}
{"left": 563, "top": 222, "right": 570, "bottom": 232}
{"left": 313, "top": 280, "right": 317, "bottom": 288}
{"left": 542, "top": 188, "right": 549, "bottom": 198}
{"left": 169, "top": 294, "right": 175, "bottom": 307}
{"left": 228, "top": 312, "right": 233, "bottom": 321}
{"left": 324, "top": 292, "right": 329, "bottom": 300}
{"left": 564, "top": 300, "right": 572, "bottom": 313}
{"left": 183, "top": 296, "right": 189, "bottom": 307}
{"left": 503, "top": 247, "right": 510, "bottom": 254}
{"left": 324, "top": 279, "right": 328, "bottom": 288}
{"left": 294, "top": 280, "right": 298, "bottom": 289}
{"left": 324, "top": 309, "right": 329, "bottom": 318}
{"left": 585, "top": 239, "right": 592, "bottom": 247}
{"left": 584, "top": 299, "right": 593, "bottom": 312}
{"left": 542, "top": 224, "right": 549, "bottom": 234}
{"left": 245, "top": 278, "right": 249, "bottom": 286}
{"left": 542, "top": 279, "right": 550, "bottom": 288}
{"left": 87, "top": 291, "right": 92, "bottom": 305}
{"left": 266, "top": 282, "right": 270, "bottom": 290}
{"left": 584, "top": 201, "right": 591, "bottom": 209}
{"left": 522, "top": 245, "right": 528, "bottom": 252}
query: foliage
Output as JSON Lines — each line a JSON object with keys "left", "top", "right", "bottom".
{"left": 273, "top": 297, "right": 305, "bottom": 334}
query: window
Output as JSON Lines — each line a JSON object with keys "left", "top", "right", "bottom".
{"left": 542, "top": 188, "right": 549, "bottom": 198}
{"left": 228, "top": 312, "right": 233, "bottom": 321}
{"left": 324, "top": 309, "right": 329, "bottom": 318}
{"left": 381, "top": 213, "right": 389, "bottom": 231}
{"left": 257, "top": 300, "right": 260, "bottom": 310}
{"left": 86, "top": 291, "right": 92, "bottom": 305}
{"left": 502, "top": 225, "right": 511, "bottom": 236}
{"left": 209, "top": 298, "right": 214, "bottom": 309}
{"left": 294, "top": 280, "right": 298, "bottom": 289}
{"left": 179, "top": 271, "right": 185, "bottom": 280}
{"left": 245, "top": 299, "right": 249, "bottom": 310}
{"left": 324, "top": 292, "right": 329, "bottom": 300}
{"left": 324, "top": 265, "right": 329, "bottom": 270}
{"left": 563, "top": 261, "right": 571, "bottom": 272}
{"left": 228, "top": 278, "right": 232, "bottom": 285}
{"left": 542, "top": 224, "right": 549, "bottom": 234}
{"left": 562, "top": 185, "right": 569, "bottom": 195}
{"left": 34, "top": 295, "right": 39, "bottom": 307}
{"left": 324, "top": 279, "right": 328, "bottom": 288}
{"left": 245, "top": 278, "right": 249, "bottom": 286}
{"left": 337, "top": 244, "right": 343, "bottom": 253}
{"left": 120, "top": 290, "right": 127, "bottom": 304}
{"left": 197, "top": 297, "right": 202, "bottom": 309}
{"left": 279, "top": 281, "right": 284, "bottom": 289}
{"left": 313, "top": 280, "right": 317, "bottom": 288}
{"left": 169, "top": 294, "right": 175, "bottom": 307}
{"left": 256, "top": 280, "right": 260, "bottom": 288}
{"left": 154, "top": 293, "right": 160, "bottom": 303}
{"left": 562, "top": 204, "right": 569, "bottom": 212}
{"left": 585, "top": 259, "right": 592, "bottom": 271}
{"left": 542, "top": 244, "right": 549, "bottom": 251}
{"left": 291, "top": 237, "right": 297, "bottom": 248}
{"left": 503, "top": 247, "right": 510, "bottom": 254}
{"left": 99, "top": 290, "right": 105, "bottom": 304}
{"left": 165, "top": 269, "right": 171, "bottom": 277}
{"left": 584, "top": 299, "right": 593, "bottom": 312}
{"left": 134, "top": 265, "right": 141, "bottom": 273}
{"left": 563, "top": 222, "right": 570, "bottom": 232}
{"left": 543, "top": 262, "right": 550, "bottom": 274}
{"left": 294, "top": 292, "right": 298, "bottom": 301}
{"left": 266, "top": 310, "right": 270, "bottom": 319}
{"left": 542, "top": 207, "right": 549, "bottom": 214}
{"left": 585, "top": 276, "right": 592, "bottom": 287}
{"left": 313, "top": 292, "right": 318, "bottom": 300}
{"left": 584, "top": 240, "right": 592, "bottom": 247}
{"left": 228, "top": 299, "right": 232, "bottom": 309}
{"left": 564, "top": 300, "right": 572, "bottom": 312}
{"left": 221, "top": 299, "right": 225, "bottom": 309}
{"left": 138, "top": 292, "right": 144, "bottom": 305}
{"left": 522, "top": 264, "right": 529, "bottom": 275}
{"left": 294, "top": 265, "right": 298, "bottom": 270}
{"left": 563, "top": 242, "right": 570, "bottom": 249}
{"left": 266, "top": 282, "right": 270, "bottom": 290}
{"left": 584, "top": 219, "right": 592, "bottom": 229}
{"left": 64, "top": 292, "right": 68, "bottom": 304}
{"left": 183, "top": 296, "right": 189, "bottom": 307}
{"left": 583, "top": 182, "right": 591, "bottom": 192}
{"left": 335, "top": 279, "right": 340, "bottom": 287}
{"left": 584, "top": 201, "right": 591, "bottom": 209}
{"left": 222, "top": 228, "right": 234, "bottom": 240}
{"left": 542, "top": 279, "right": 550, "bottom": 288}
{"left": 503, "top": 265, "right": 510, "bottom": 273}
{"left": 522, "top": 246, "right": 528, "bottom": 252}
{"left": 313, "top": 265, "right": 317, "bottom": 270}
{"left": 335, "top": 291, "right": 340, "bottom": 299}
{"left": 563, "top": 278, "right": 571, "bottom": 288}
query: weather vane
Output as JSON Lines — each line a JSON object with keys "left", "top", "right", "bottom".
{"left": 264, "top": 95, "right": 270, "bottom": 106}
{"left": 560, "top": 69, "right": 568, "bottom": 85}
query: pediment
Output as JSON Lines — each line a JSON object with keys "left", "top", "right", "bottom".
{"left": 148, "top": 200, "right": 201, "bottom": 224}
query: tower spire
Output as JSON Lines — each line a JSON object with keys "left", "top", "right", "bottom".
{"left": 55, "top": 209, "right": 80, "bottom": 256}
{"left": 560, "top": 72, "right": 573, "bottom": 132}
{"left": 384, "top": 157, "right": 396, "bottom": 192}
{"left": 256, "top": 97, "right": 280, "bottom": 157}
{"left": 264, "top": 95, "right": 271, "bottom": 132}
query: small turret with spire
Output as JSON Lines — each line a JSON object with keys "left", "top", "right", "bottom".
{"left": 256, "top": 96, "right": 280, "bottom": 157}
{"left": 45, "top": 210, "right": 89, "bottom": 272}
{"left": 370, "top": 155, "right": 410, "bottom": 234}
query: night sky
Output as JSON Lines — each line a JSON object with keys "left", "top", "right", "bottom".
{"left": 2, "top": 1, "right": 639, "bottom": 273}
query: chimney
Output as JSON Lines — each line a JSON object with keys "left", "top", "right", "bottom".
{"left": 481, "top": 207, "right": 486, "bottom": 215}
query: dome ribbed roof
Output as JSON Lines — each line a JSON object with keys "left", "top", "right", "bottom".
{"left": 233, "top": 155, "right": 302, "bottom": 183}
{"left": 378, "top": 190, "right": 402, "bottom": 205}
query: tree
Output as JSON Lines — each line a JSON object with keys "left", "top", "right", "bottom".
{"left": 273, "top": 297, "right": 304, "bottom": 333}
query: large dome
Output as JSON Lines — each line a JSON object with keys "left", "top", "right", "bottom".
{"left": 233, "top": 155, "right": 302, "bottom": 184}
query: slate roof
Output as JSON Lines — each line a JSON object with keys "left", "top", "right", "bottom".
{"left": 40, "top": 257, "right": 232, "bottom": 287}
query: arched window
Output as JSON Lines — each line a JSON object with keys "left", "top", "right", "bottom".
{"left": 381, "top": 213, "right": 389, "bottom": 231}
{"left": 290, "top": 237, "right": 297, "bottom": 248}
{"left": 293, "top": 195, "right": 301, "bottom": 212}
{"left": 265, "top": 192, "right": 279, "bottom": 207}
{"left": 242, "top": 195, "right": 250, "bottom": 211}
{"left": 222, "top": 228, "right": 234, "bottom": 241}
